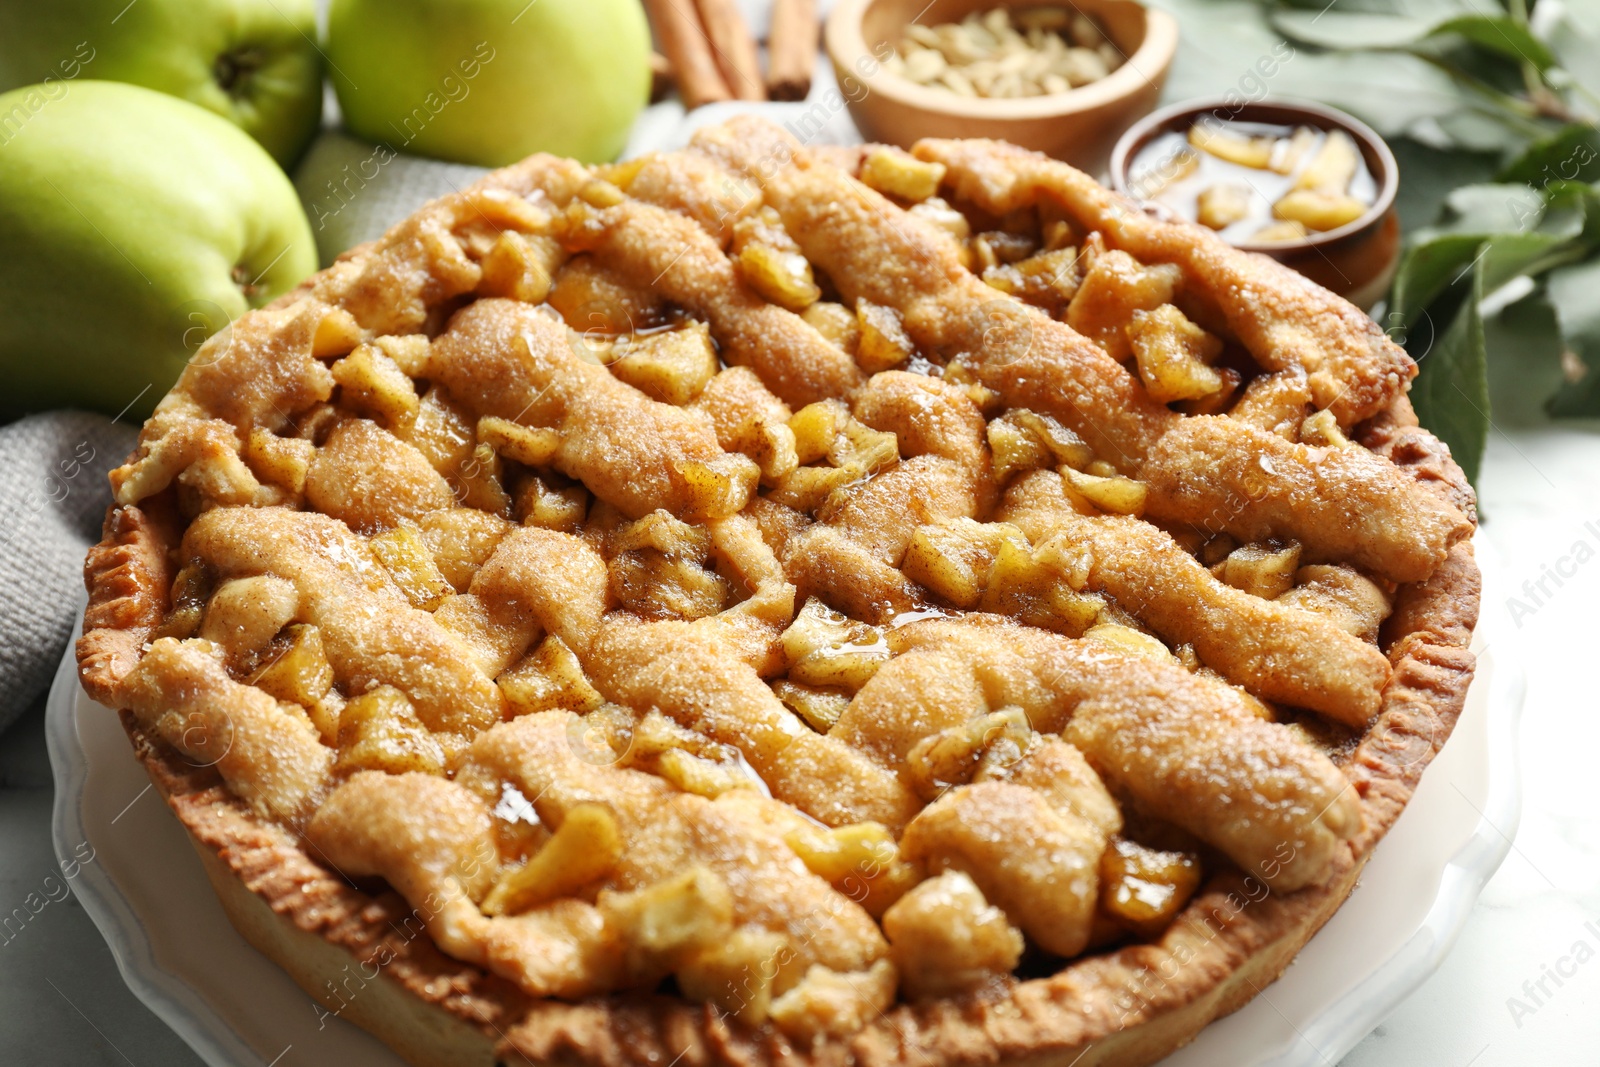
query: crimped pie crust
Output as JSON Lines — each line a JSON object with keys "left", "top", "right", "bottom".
{"left": 79, "top": 118, "right": 1480, "bottom": 1067}
{"left": 85, "top": 480, "right": 1479, "bottom": 1067}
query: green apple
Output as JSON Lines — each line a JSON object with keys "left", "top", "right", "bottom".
{"left": 0, "top": 81, "right": 316, "bottom": 421}
{"left": 326, "top": 0, "right": 650, "bottom": 167}
{"left": 0, "top": 0, "right": 322, "bottom": 166}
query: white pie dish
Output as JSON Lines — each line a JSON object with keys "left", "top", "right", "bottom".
{"left": 47, "top": 537, "right": 1522, "bottom": 1067}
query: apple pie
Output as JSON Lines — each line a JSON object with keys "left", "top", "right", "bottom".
{"left": 79, "top": 116, "right": 1479, "bottom": 1067}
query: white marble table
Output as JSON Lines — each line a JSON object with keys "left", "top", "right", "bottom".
{"left": 1343, "top": 424, "right": 1600, "bottom": 1066}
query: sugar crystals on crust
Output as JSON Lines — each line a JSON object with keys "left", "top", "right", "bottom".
{"left": 80, "top": 116, "right": 1478, "bottom": 1063}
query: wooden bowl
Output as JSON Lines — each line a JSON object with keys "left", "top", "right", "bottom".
{"left": 825, "top": 0, "right": 1178, "bottom": 173}
{"left": 1109, "top": 97, "right": 1402, "bottom": 311}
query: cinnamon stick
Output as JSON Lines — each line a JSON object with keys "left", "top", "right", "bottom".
{"left": 641, "top": 0, "right": 732, "bottom": 109}
{"left": 649, "top": 51, "right": 674, "bottom": 103}
{"left": 694, "top": 0, "right": 767, "bottom": 101}
{"left": 767, "top": 0, "right": 818, "bottom": 101}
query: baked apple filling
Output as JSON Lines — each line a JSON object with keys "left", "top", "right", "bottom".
{"left": 91, "top": 116, "right": 1473, "bottom": 1042}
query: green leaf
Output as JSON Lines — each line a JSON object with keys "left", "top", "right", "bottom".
{"left": 1391, "top": 139, "right": 1502, "bottom": 235}
{"left": 1153, "top": 0, "right": 1485, "bottom": 143}
{"left": 1392, "top": 234, "right": 1489, "bottom": 323}
{"left": 1432, "top": 182, "right": 1549, "bottom": 233}
{"left": 1275, "top": 0, "right": 1468, "bottom": 11}
{"left": 1482, "top": 288, "right": 1568, "bottom": 426}
{"left": 1391, "top": 181, "right": 1590, "bottom": 321}
{"left": 1279, "top": 55, "right": 1512, "bottom": 147}
{"left": 1271, "top": 9, "right": 1442, "bottom": 49}
{"left": 1392, "top": 184, "right": 1539, "bottom": 319}
{"left": 1430, "top": 15, "right": 1557, "bottom": 70}
{"left": 1270, "top": 4, "right": 1553, "bottom": 70}
{"left": 1468, "top": 182, "right": 1591, "bottom": 295}
{"left": 1428, "top": 102, "right": 1539, "bottom": 154}
{"left": 1271, "top": 0, "right": 1474, "bottom": 48}
{"left": 1537, "top": 3, "right": 1600, "bottom": 119}
{"left": 1410, "top": 258, "right": 1491, "bottom": 484}
{"left": 1480, "top": 228, "right": 1587, "bottom": 292}
{"left": 1497, "top": 124, "right": 1600, "bottom": 185}
{"left": 1265, "top": 0, "right": 1588, "bottom": 151}
{"left": 1545, "top": 255, "right": 1600, "bottom": 416}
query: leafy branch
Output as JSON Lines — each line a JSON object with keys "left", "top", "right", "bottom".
{"left": 1271, "top": 0, "right": 1596, "bottom": 150}
{"left": 1389, "top": 145, "right": 1600, "bottom": 482}
{"left": 1264, "top": 0, "right": 1600, "bottom": 483}
{"left": 1149, "top": 0, "right": 1599, "bottom": 480}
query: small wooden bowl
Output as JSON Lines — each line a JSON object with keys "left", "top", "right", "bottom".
{"left": 1110, "top": 97, "right": 1402, "bottom": 310}
{"left": 825, "top": 0, "right": 1178, "bottom": 173}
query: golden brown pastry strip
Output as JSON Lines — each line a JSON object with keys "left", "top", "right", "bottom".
{"left": 122, "top": 637, "right": 331, "bottom": 824}
{"left": 694, "top": 366, "right": 793, "bottom": 430}
{"left": 1139, "top": 417, "right": 1472, "bottom": 584}
{"left": 763, "top": 162, "right": 1172, "bottom": 470}
{"left": 305, "top": 418, "right": 455, "bottom": 531}
{"left": 889, "top": 619, "right": 1362, "bottom": 890}
{"left": 1003, "top": 471, "right": 1391, "bottom": 725}
{"left": 913, "top": 136, "right": 1415, "bottom": 426}
{"left": 757, "top": 155, "right": 1458, "bottom": 581}
{"left": 176, "top": 299, "right": 338, "bottom": 434}
{"left": 622, "top": 144, "right": 758, "bottom": 246}
{"left": 853, "top": 371, "right": 989, "bottom": 478}
{"left": 691, "top": 366, "right": 799, "bottom": 482}
{"left": 781, "top": 525, "right": 925, "bottom": 624}
{"left": 467, "top": 526, "right": 611, "bottom": 657}
{"left": 725, "top": 171, "right": 1460, "bottom": 583}
{"left": 456, "top": 713, "right": 888, "bottom": 976}
{"left": 819, "top": 454, "right": 978, "bottom": 566}
{"left": 307, "top": 771, "right": 620, "bottom": 999}
{"left": 1059, "top": 666, "right": 1362, "bottom": 892}
{"left": 756, "top": 153, "right": 1461, "bottom": 587}
{"left": 308, "top": 158, "right": 589, "bottom": 336}
{"left": 587, "top": 618, "right": 920, "bottom": 829}
{"left": 429, "top": 299, "right": 754, "bottom": 521}
{"left": 683, "top": 112, "right": 806, "bottom": 181}
{"left": 1231, "top": 366, "right": 1314, "bottom": 437}
{"left": 560, "top": 197, "right": 864, "bottom": 407}
{"left": 830, "top": 647, "right": 984, "bottom": 767}
{"left": 109, "top": 413, "right": 262, "bottom": 508}
{"left": 1001, "top": 737, "right": 1124, "bottom": 839}
{"left": 185, "top": 507, "right": 504, "bottom": 736}
{"left": 772, "top": 374, "right": 988, "bottom": 620}
{"left": 833, "top": 647, "right": 1120, "bottom": 955}
{"left": 694, "top": 513, "right": 797, "bottom": 674}
{"left": 901, "top": 780, "right": 1103, "bottom": 957}
{"left": 325, "top": 741, "right": 889, "bottom": 1031}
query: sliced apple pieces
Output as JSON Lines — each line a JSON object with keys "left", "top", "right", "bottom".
{"left": 1187, "top": 120, "right": 1275, "bottom": 169}
{"left": 1181, "top": 120, "right": 1371, "bottom": 238}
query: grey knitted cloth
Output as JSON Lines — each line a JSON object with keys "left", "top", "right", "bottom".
{"left": 0, "top": 412, "right": 137, "bottom": 729}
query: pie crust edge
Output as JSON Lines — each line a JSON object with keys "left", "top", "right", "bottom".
{"left": 79, "top": 479, "right": 1480, "bottom": 1067}
{"left": 74, "top": 122, "right": 1484, "bottom": 1066}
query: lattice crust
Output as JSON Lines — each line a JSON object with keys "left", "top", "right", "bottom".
{"left": 81, "top": 117, "right": 1477, "bottom": 1052}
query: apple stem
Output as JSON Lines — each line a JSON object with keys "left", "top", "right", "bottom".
{"left": 232, "top": 264, "right": 262, "bottom": 300}
{"left": 214, "top": 48, "right": 266, "bottom": 98}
